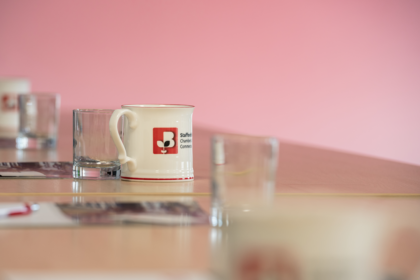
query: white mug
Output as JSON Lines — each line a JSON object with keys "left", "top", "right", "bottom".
{"left": 109, "top": 104, "right": 194, "bottom": 182}
{"left": 0, "top": 78, "right": 30, "bottom": 138}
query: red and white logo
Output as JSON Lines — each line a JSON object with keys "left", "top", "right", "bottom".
{"left": 1, "top": 94, "right": 18, "bottom": 111}
{"left": 153, "top": 127, "right": 178, "bottom": 154}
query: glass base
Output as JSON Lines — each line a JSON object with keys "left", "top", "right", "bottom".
{"left": 16, "top": 136, "right": 57, "bottom": 149}
{"left": 73, "top": 165, "right": 121, "bottom": 180}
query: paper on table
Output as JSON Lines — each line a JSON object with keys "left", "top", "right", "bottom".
{"left": 0, "top": 162, "right": 73, "bottom": 178}
{"left": 0, "top": 203, "right": 75, "bottom": 227}
{"left": 0, "top": 201, "right": 209, "bottom": 227}
{"left": 1, "top": 271, "right": 214, "bottom": 280}
{"left": 57, "top": 201, "right": 209, "bottom": 226}
{"left": 0, "top": 171, "right": 46, "bottom": 177}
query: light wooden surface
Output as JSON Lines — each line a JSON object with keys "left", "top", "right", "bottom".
{"left": 0, "top": 125, "right": 419, "bottom": 275}
{"left": 1, "top": 126, "right": 419, "bottom": 198}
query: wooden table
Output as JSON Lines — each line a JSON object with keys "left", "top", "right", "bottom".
{"left": 0, "top": 126, "right": 419, "bottom": 277}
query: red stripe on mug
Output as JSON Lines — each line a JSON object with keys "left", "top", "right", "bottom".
{"left": 121, "top": 176, "right": 194, "bottom": 181}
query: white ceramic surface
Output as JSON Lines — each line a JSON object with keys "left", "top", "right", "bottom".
{"left": 109, "top": 104, "right": 194, "bottom": 182}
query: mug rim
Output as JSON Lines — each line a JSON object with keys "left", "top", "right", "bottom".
{"left": 121, "top": 104, "right": 194, "bottom": 108}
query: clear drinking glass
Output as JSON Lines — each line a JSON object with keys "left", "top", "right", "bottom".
{"left": 210, "top": 133, "right": 279, "bottom": 227}
{"left": 73, "top": 109, "right": 122, "bottom": 179}
{"left": 0, "top": 78, "right": 31, "bottom": 148}
{"left": 16, "top": 93, "right": 60, "bottom": 149}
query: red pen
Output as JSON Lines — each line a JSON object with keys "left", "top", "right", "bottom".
{"left": 0, "top": 203, "right": 39, "bottom": 218}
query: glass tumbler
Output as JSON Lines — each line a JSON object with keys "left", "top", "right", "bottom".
{"left": 0, "top": 78, "right": 31, "bottom": 147}
{"left": 211, "top": 133, "right": 279, "bottom": 227}
{"left": 16, "top": 93, "right": 60, "bottom": 149}
{"left": 73, "top": 109, "right": 122, "bottom": 179}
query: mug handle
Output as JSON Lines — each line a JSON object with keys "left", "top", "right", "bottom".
{"left": 109, "top": 109, "right": 138, "bottom": 172}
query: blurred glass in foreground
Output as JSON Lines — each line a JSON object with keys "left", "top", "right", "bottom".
{"left": 210, "top": 133, "right": 279, "bottom": 227}
{"left": 211, "top": 198, "right": 420, "bottom": 280}
{"left": 16, "top": 93, "right": 60, "bottom": 149}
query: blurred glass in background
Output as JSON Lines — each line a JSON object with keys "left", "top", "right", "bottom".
{"left": 0, "top": 78, "right": 30, "bottom": 147}
{"left": 16, "top": 93, "right": 60, "bottom": 149}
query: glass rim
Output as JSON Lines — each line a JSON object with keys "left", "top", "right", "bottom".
{"left": 18, "top": 93, "right": 59, "bottom": 97}
{"left": 73, "top": 109, "right": 115, "bottom": 113}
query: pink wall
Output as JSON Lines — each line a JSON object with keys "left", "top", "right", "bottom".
{"left": 1, "top": 0, "right": 419, "bottom": 165}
